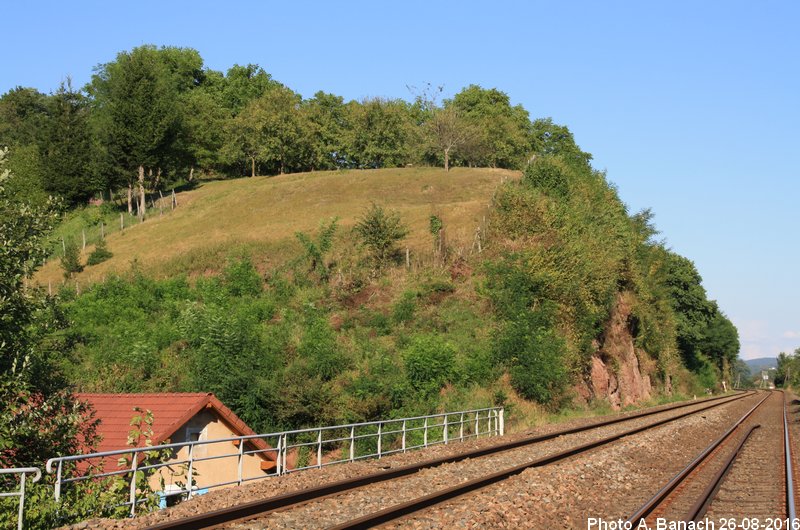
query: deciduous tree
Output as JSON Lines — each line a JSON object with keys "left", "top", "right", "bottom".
{"left": 450, "top": 85, "right": 531, "bottom": 169}
{"left": 427, "top": 105, "right": 474, "bottom": 171}
{"left": 0, "top": 147, "right": 96, "bottom": 476}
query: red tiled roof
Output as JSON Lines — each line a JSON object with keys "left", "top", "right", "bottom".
{"left": 75, "top": 393, "right": 274, "bottom": 461}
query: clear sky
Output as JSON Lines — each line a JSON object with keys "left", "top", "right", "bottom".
{"left": 3, "top": 1, "right": 798, "bottom": 360}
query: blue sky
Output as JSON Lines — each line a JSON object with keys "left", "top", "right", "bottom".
{"left": 3, "top": 1, "right": 798, "bottom": 360}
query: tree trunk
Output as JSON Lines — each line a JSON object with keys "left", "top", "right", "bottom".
{"left": 127, "top": 182, "right": 133, "bottom": 213}
{"left": 138, "top": 165, "right": 146, "bottom": 221}
{"left": 251, "top": 156, "right": 256, "bottom": 178}
{"left": 444, "top": 148, "right": 450, "bottom": 172}
{"left": 189, "top": 166, "right": 195, "bottom": 182}
{"left": 154, "top": 168, "right": 162, "bottom": 190}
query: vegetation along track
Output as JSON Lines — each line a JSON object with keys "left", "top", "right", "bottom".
{"left": 145, "top": 392, "right": 752, "bottom": 529}
{"left": 627, "top": 390, "right": 796, "bottom": 526}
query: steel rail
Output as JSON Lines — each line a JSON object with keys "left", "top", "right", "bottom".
{"left": 145, "top": 392, "right": 750, "bottom": 530}
{"left": 683, "top": 424, "right": 760, "bottom": 521}
{"left": 626, "top": 391, "right": 772, "bottom": 526}
{"left": 327, "top": 392, "right": 755, "bottom": 530}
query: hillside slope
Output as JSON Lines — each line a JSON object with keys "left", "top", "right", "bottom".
{"left": 36, "top": 167, "right": 517, "bottom": 285}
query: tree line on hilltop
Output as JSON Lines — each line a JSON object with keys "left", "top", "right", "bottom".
{"left": 0, "top": 44, "right": 572, "bottom": 211}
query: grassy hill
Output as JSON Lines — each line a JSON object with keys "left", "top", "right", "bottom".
{"left": 36, "top": 167, "right": 518, "bottom": 286}
{"left": 38, "top": 160, "right": 720, "bottom": 439}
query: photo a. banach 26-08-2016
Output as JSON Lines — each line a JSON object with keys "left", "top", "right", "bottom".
{"left": 587, "top": 516, "right": 799, "bottom": 530}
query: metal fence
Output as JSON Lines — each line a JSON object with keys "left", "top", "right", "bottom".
{"left": 0, "top": 467, "right": 42, "bottom": 530}
{"left": 44, "top": 406, "right": 503, "bottom": 516}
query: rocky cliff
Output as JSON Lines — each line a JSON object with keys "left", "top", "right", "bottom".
{"left": 577, "top": 292, "right": 661, "bottom": 409}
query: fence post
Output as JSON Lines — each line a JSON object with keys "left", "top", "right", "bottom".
{"left": 423, "top": 418, "right": 428, "bottom": 447}
{"left": 402, "top": 420, "right": 407, "bottom": 452}
{"left": 276, "top": 435, "right": 283, "bottom": 475}
{"left": 237, "top": 439, "right": 245, "bottom": 485}
{"left": 186, "top": 444, "right": 194, "bottom": 499}
{"left": 349, "top": 426, "right": 355, "bottom": 462}
{"left": 281, "top": 434, "right": 288, "bottom": 474}
{"left": 128, "top": 452, "right": 139, "bottom": 516}
{"left": 443, "top": 414, "right": 448, "bottom": 445}
{"left": 16, "top": 472, "right": 26, "bottom": 530}
{"left": 54, "top": 461, "right": 63, "bottom": 501}
{"left": 475, "top": 411, "right": 479, "bottom": 438}
{"left": 459, "top": 413, "right": 465, "bottom": 441}
{"left": 377, "top": 423, "right": 382, "bottom": 459}
{"left": 499, "top": 408, "right": 505, "bottom": 436}
{"left": 317, "top": 429, "right": 323, "bottom": 468}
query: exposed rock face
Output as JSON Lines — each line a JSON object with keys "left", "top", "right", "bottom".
{"left": 581, "top": 292, "right": 654, "bottom": 409}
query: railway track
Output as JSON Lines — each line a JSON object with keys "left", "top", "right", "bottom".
{"left": 146, "top": 391, "right": 754, "bottom": 529}
{"left": 627, "top": 390, "right": 796, "bottom": 526}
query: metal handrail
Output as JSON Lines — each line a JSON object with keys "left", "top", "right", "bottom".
{"left": 0, "top": 467, "right": 42, "bottom": 530}
{"left": 784, "top": 392, "right": 796, "bottom": 521}
{"left": 44, "top": 406, "right": 503, "bottom": 515}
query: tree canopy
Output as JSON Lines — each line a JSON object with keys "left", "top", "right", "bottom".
{"left": 1, "top": 45, "right": 599, "bottom": 208}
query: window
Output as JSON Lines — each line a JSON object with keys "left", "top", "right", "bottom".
{"left": 186, "top": 427, "right": 204, "bottom": 443}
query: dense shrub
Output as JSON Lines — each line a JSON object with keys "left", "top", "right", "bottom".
{"left": 353, "top": 203, "right": 408, "bottom": 267}
{"left": 523, "top": 155, "right": 571, "bottom": 198}
{"left": 60, "top": 238, "right": 83, "bottom": 278}
{"left": 222, "top": 256, "right": 262, "bottom": 297}
{"left": 298, "top": 316, "right": 348, "bottom": 381}
{"left": 494, "top": 311, "right": 568, "bottom": 404}
{"left": 86, "top": 238, "right": 113, "bottom": 266}
{"left": 403, "top": 334, "right": 456, "bottom": 394}
{"left": 391, "top": 291, "right": 416, "bottom": 324}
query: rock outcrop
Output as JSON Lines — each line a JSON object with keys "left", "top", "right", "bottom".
{"left": 577, "top": 292, "right": 656, "bottom": 409}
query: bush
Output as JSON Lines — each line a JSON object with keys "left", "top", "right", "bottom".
{"left": 420, "top": 280, "right": 455, "bottom": 297}
{"left": 86, "top": 238, "right": 113, "bottom": 266}
{"left": 494, "top": 310, "right": 568, "bottom": 404}
{"left": 60, "top": 238, "right": 83, "bottom": 278}
{"left": 523, "top": 155, "right": 571, "bottom": 198}
{"left": 223, "top": 257, "right": 262, "bottom": 297}
{"left": 295, "top": 217, "right": 338, "bottom": 283}
{"left": 403, "top": 335, "right": 456, "bottom": 394}
{"left": 353, "top": 203, "right": 408, "bottom": 267}
{"left": 392, "top": 291, "right": 416, "bottom": 324}
{"left": 298, "top": 317, "right": 348, "bottom": 381}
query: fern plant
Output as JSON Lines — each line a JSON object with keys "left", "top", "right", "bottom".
{"left": 294, "top": 217, "right": 338, "bottom": 283}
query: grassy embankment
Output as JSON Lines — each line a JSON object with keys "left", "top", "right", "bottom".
{"left": 36, "top": 167, "right": 516, "bottom": 286}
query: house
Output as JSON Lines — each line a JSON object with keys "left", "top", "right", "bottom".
{"left": 76, "top": 393, "right": 277, "bottom": 497}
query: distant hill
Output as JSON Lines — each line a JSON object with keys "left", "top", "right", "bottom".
{"left": 745, "top": 357, "right": 777, "bottom": 373}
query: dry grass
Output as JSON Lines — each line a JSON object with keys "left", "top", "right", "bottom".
{"left": 35, "top": 167, "right": 519, "bottom": 286}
